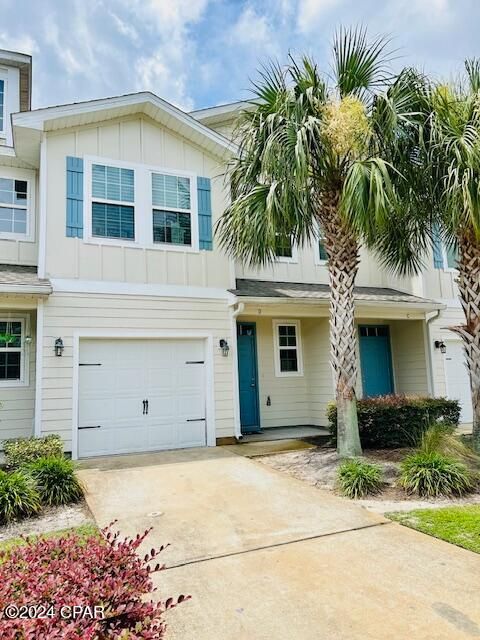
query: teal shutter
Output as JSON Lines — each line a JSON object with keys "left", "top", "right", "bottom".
{"left": 197, "top": 176, "right": 212, "bottom": 250}
{"left": 66, "top": 156, "right": 84, "bottom": 238}
{"left": 432, "top": 225, "right": 444, "bottom": 269}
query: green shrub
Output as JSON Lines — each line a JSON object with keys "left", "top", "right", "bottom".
{"left": 327, "top": 395, "right": 461, "bottom": 449}
{"left": 3, "top": 435, "right": 63, "bottom": 469}
{"left": 419, "top": 423, "right": 479, "bottom": 464}
{"left": 0, "top": 470, "right": 41, "bottom": 523}
{"left": 25, "top": 457, "right": 83, "bottom": 506}
{"left": 337, "top": 458, "right": 384, "bottom": 499}
{"left": 399, "top": 452, "right": 476, "bottom": 497}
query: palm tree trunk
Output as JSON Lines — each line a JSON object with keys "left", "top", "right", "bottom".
{"left": 451, "top": 230, "right": 480, "bottom": 449}
{"left": 319, "top": 193, "right": 362, "bottom": 457}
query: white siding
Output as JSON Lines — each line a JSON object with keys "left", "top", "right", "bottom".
{"left": 39, "top": 293, "right": 235, "bottom": 451}
{"left": 43, "top": 116, "right": 232, "bottom": 289}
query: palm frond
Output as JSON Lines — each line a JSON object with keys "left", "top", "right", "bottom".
{"left": 332, "top": 26, "right": 394, "bottom": 99}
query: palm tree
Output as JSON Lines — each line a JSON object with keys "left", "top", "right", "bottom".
{"left": 216, "top": 28, "right": 423, "bottom": 457}
{"left": 416, "top": 65, "right": 480, "bottom": 448}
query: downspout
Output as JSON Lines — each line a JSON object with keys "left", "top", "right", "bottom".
{"left": 425, "top": 309, "right": 441, "bottom": 397}
{"left": 229, "top": 298, "right": 245, "bottom": 440}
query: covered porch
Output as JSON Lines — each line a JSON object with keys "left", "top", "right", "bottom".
{"left": 0, "top": 264, "right": 52, "bottom": 445}
{"left": 231, "top": 279, "right": 444, "bottom": 436}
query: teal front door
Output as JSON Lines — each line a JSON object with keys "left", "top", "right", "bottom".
{"left": 237, "top": 323, "right": 261, "bottom": 434}
{"left": 359, "top": 325, "right": 394, "bottom": 397}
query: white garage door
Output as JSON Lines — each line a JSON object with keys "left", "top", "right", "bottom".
{"left": 445, "top": 341, "right": 473, "bottom": 424}
{"left": 78, "top": 339, "right": 207, "bottom": 458}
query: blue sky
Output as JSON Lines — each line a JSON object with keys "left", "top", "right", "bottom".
{"left": 0, "top": 0, "right": 478, "bottom": 112}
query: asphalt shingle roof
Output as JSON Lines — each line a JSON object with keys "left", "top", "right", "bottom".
{"left": 230, "top": 279, "right": 439, "bottom": 305}
{"left": 0, "top": 264, "right": 52, "bottom": 294}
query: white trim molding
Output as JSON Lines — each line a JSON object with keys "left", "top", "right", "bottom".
{"left": 71, "top": 329, "right": 217, "bottom": 459}
{"left": 272, "top": 319, "right": 304, "bottom": 377}
{"left": 34, "top": 298, "right": 44, "bottom": 436}
{"left": 50, "top": 278, "right": 231, "bottom": 300}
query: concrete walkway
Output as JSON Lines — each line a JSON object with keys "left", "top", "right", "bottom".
{"left": 79, "top": 448, "right": 480, "bottom": 640}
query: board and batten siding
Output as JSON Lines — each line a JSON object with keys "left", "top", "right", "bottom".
{"left": 43, "top": 116, "right": 231, "bottom": 289}
{"left": 39, "top": 293, "right": 235, "bottom": 451}
{"left": 236, "top": 244, "right": 418, "bottom": 293}
{"left": 390, "top": 319, "right": 429, "bottom": 396}
{"left": 0, "top": 309, "right": 36, "bottom": 444}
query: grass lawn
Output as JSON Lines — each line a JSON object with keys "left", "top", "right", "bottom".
{"left": 0, "top": 522, "right": 99, "bottom": 557}
{"left": 388, "top": 505, "right": 480, "bottom": 554}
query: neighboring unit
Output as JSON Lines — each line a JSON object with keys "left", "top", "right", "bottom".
{"left": 0, "top": 50, "right": 472, "bottom": 458}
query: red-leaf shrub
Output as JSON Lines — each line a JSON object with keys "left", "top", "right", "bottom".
{"left": 0, "top": 524, "right": 189, "bottom": 639}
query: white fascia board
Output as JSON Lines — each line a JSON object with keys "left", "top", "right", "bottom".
{"left": 51, "top": 278, "right": 231, "bottom": 301}
{"left": 12, "top": 92, "right": 239, "bottom": 156}
{"left": 190, "top": 101, "right": 253, "bottom": 125}
{"left": 235, "top": 295, "right": 446, "bottom": 311}
{"left": 0, "top": 284, "right": 52, "bottom": 295}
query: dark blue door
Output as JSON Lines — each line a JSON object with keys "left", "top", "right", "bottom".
{"left": 359, "top": 325, "right": 394, "bottom": 397}
{"left": 237, "top": 323, "right": 261, "bottom": 434}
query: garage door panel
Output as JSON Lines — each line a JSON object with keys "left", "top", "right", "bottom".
{"left": 78, "top": 338, "right": 207, "bottom": 458}
{"left": 445, "top": 341, "right": 473, "bottom": 424}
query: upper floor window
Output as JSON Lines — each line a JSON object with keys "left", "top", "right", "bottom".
{"left": 0, "top": 178, "right": 28, "bottom": 236}
{"left": 444, "top": 243, "right": 458, "bottom": 270}
{"left": 91, "top": 164, "right": 135, "bottom": 240}
{"left": 152, "top": 173, "right": 192, "bottom": 246}
{"left": 274, "top": 234, "right": 298, "bottom": 263}
{"left": 85, "top": 157, "right": 199, "bottom": 251}
{"left": 0, "top": 316, "right": 29, "bottom": 386}
{"left": 0, "top": 79, "right": 4, "bottom": 133}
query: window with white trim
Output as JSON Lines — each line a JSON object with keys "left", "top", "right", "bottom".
{"left": 152, "top": 173, "right": 192, "bottom": 246}
{"left": 0, "top": 79, "right": 4, "bottom": 133}
{"left": 0, "top": 178, "right": 28, "bottom": 236}
{"left": 91, "top": 164, "right": 135, "bottom": 240}
{"left": 0, "top": 318, "right": 28, "bottom": 385}
{"left": 274, "top": 234, "right": 298, "bottom": 262}
{"left": 273, "top": 320, "right": 303, "bottom": 376}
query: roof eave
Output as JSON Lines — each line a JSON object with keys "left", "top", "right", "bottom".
{"left": 232, "top": 294, "right": 445, "bottom": 312}
{"left": 0, "top": 284, "right": 52, "bottom": 295}
{"left": 12, "top": 92, "right": 239, "bottom": 167}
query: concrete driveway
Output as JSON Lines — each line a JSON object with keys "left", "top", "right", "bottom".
{"left": 79, "top": 448, "right": 480, "bottom": 640}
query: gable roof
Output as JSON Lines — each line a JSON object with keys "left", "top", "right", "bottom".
{"left": 12, "top": 92, "right": 238, "bottom": 167}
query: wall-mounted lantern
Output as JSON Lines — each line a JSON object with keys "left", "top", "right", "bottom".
{"left": 54, "top": 337, "right": 65, "bottom": 356}
{"left": 24, "top": 335, "right": 33, "bottom": 345}
{"left": 434, "top": 339, "right": 447, "bottom": 354}
{"left": 219, "top": 339, "right": 230, "bottom": 357}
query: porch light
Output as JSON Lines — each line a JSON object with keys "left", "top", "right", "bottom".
{"left": 219, "top": 339, "right": 230, "bottom": 357}
{"left": 434, "top": 340, "right": 447, "bottom": 354}
{"left": 24, "top": 335, "right": 33, "bottom": 344}
{"left": 54, "top": 337, "right": 65, "bottom": 357}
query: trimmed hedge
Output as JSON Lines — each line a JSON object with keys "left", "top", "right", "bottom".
{"left": 327, "top": 395, "right": 461, "bottom": 449}
{"left": 3, "top": 435, "right": 63, "bottom": 469}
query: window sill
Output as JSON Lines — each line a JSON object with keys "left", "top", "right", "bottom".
{"left": 83, "top": 237, "right": 200, "bottom": 253}
{"left": 274, "top": 371, "right": 304, "bottom": 378}
{"left": 0, "top": 379, "right": 29, "bottom": 388}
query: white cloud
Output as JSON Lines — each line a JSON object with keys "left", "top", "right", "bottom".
{"left": 297, "top": 0, "right": 343, "bottom": 33}
{"left": 135, "top": 52, "right": 194, "bottom": 111}
{"left": 230, "top": 7, "right": 281, "bottom": 57}
{"left": 110, "top": 11, "right": 140, "bottom": 44}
